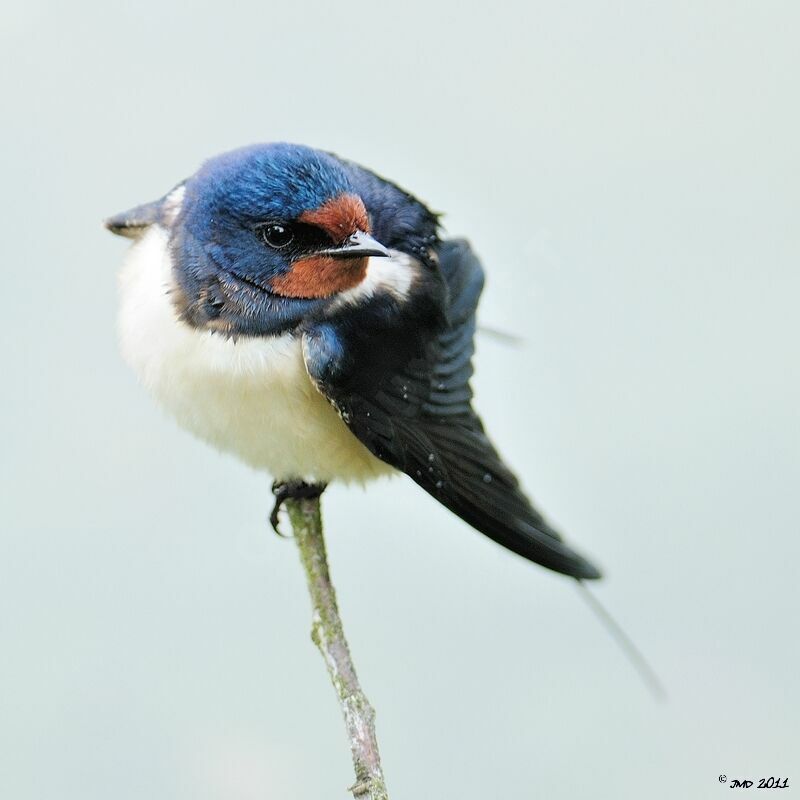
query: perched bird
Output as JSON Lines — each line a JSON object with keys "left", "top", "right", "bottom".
{"left": 107, "top": 143, "right": 601, "bottom": 580}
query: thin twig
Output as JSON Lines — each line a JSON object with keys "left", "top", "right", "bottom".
{"left": 286, "top": 494, "right": 390, "bottom": 800}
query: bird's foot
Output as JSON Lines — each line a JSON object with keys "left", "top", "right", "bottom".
{"left": 270, "top": 480, "right": 327, "bottom": 536}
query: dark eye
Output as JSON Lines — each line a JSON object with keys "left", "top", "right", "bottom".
{"left": 260, "top": 223, "right": 294, "bottom": 249}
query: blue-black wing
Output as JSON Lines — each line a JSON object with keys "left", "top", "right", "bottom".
{"left": 303, "top": 239, "right": 601, "bottom": 580}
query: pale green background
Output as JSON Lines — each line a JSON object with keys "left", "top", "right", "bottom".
{"left": 1, "top": 2, "right": 798, "bottom": 798}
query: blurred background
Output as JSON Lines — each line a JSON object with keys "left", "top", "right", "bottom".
{"left": 1, "top": 2, "right": 798, "bottom": 798}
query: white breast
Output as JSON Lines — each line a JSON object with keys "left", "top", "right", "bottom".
{"left": 117, "top": 225, "right": 395, "bottom": 483}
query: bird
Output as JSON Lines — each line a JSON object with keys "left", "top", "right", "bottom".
{"left": 106, "top": 142, "right": 601, "bottom": 581}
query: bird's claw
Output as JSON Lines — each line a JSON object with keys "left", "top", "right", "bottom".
{"left": 270, "top": 480, "right": 327, "bottom": 536}
{"left": 270, "top": 482, "right": 292, "bottom": 536}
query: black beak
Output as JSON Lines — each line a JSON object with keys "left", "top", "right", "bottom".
{"left": 319, "top": 230, "right": 391, "bottom": 259}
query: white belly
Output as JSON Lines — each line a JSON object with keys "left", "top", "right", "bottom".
{"left": 116, "top": 225, "right": 394, "bottom": 483}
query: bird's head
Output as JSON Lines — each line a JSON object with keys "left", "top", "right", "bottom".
{"left": 106, "top": 143, "right": 395, "bottom": 336}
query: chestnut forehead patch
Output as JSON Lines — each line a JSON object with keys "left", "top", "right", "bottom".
{"left": 299, "top": 193, "right": 370, "bottom": 243}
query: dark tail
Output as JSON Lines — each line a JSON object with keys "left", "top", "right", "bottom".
{"left": 575, "top": 579, "right": 666, "bottom": 700}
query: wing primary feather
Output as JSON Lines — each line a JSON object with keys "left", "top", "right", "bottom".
{"left": 304, "top": 236, "right": 602, "bottom": 580}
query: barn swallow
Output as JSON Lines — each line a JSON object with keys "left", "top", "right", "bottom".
{"left": 107, "top": 143, "right": 601, "bottom": 580}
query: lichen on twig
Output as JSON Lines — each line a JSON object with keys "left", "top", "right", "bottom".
{"left": 286, "top": 494, "right": 390, "bottom": 800}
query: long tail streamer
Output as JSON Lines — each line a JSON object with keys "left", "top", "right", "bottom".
{"left": 575, "top": 579, "right": 666, "bottom": 701}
